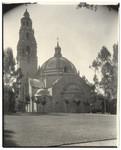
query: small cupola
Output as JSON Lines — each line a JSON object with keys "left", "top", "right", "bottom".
{"left": 21, "top": 8, "right": 32, "bottom": 28}
{"left": 23, "top": 9, "right": 30, "bottom": 18}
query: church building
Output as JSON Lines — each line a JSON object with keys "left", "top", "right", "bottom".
{"left": 17, "top": 9, "right": 91, "bottom": 113}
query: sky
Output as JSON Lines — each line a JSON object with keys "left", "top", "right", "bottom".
{"left": 3, "top": 3, "right": 118, "bottom": 83}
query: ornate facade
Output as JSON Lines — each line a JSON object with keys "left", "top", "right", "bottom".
{"left": 17, "top": 9, "right": 91, "bottom": 113}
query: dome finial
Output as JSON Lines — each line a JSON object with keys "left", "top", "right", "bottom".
{"left": 23, "top": 4, "right": 30, "bottom": 17}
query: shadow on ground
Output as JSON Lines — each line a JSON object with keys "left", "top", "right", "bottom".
{"left": 3, "top": 129, "right": 18, "bottom": 147}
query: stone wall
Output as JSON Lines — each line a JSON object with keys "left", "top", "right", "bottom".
{"left": 45, "top": 74, "right": 62, "bottom": 88}
{"left": 52, "top": 74, "right": 91, "bottom": 113}
{"left": 19, "top": 59, "right": 37, "bottom": 78}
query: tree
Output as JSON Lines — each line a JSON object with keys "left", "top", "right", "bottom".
{"left": 111, "top": 44, "right": 118, "bottom": 98}
{"left": 96, "top": 94, "right": 104, "bottom": 113}
{"left": 4, "top": 85, "right": 15, "bottom": 112}
{"left": 89, "top": 58, "right": 100, "bottom": 92}
{"left": 16, "top": 100, "right": 24, "bottom": 112}
{"left": 4, "top": 47, "right": 15, "bottom": 75}
{"left": 40, "top": 96, "right": 47, "bottom": 113}
{"left": 64, "top": 98, "right": 70, "bottom": 113}
{"left": 98, "top": 46, "right": 111, "bottom": 62}
{"left": 73, "top": 98, "right": 81, "bottom": 113}
{"left": 90, "top": 85, "right": 97, "bottom": 110}
{"left": 12, "top": 68, "right": 23, "bottom": 112}
{"left": 90, "top": 46, "right": 112, "bottom": 113}
{"left": 89, "top": 44, "right": 118, "bottom": 114}
{"left": 113, "top": 44, "right": 118, "bottom": 64}
{"left": 76, "top": 2, "right": 119, "bottom": 12}
{"left": 25, "top": 95, "right": 30, "bottom": 113}
{"left": 98, "top": 47, "right": 112, "bottom": 113}
{"left": 109, "top": 44, "right": 118, "bottom": 114}
{"left": 87, "top": 65, "right": 99, "bottom": 112}
{"left": 31, "top": 95, "right": 35, "bottom": 112}
{"left": 35, "top": 96, "right": 47, "bottom": 113}
{"left": 54, "top": 100, "right": 59, "bottom": 113}
{"left": 77, "top": 3, "right": 118, "bottom": 114}
{"left": 4, "top": 48, "right": 23, "bottom": 112}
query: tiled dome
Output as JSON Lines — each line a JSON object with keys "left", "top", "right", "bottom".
{"left": 40, "top": 56, "right": 77, "bottom": 74}
{"left": 40, "top": 41, "right": 77, "bottom": 75}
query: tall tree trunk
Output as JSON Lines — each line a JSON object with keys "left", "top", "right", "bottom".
{"left": 43, "top": 105, "right": 44, "bottom": 113}
{"left": 90, "top": 104, "right": 92, "bottom": 113}
{"left": 93, "top": 102, "right": 95, "bottom": 110}
{"left": 104, "top": 84, "right": 106, "bottom": 114}
{"left": 104, "top": 97, "right": 106, "bottom": 114}
{"left": 76, "top": 104, "right": 78, "bottom": 113}
{"left": 66, "top": 104, "right": 68, "bottom": 113}
{"left": 55, "top": 104, "right": 56, "bottom": 113}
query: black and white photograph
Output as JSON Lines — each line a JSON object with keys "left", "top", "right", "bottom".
{"left": 3, "top": 1, "right": 119, "bottom": 147}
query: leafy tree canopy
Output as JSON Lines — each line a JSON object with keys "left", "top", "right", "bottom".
{"left": 98, "top": 46, "right": 111, "bottom": 62}
{"left": 4, "top": 47, "right": 15, "bottom": 74}
{"left": 77, "top": 2, "right": 119, "bottom": 12}
{"left": 4, "top": 47, "right": 23, "bottom": 112}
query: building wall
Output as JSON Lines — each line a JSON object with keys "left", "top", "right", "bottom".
{"left": 18, "top": 76, "right": 29, "bottom": 112}
{"left": 45, "top": 74, "right": 62, "bottom": 88}
{"left": 22, "top": 73, "right": 91, "bottom": 113}
{"left": 52, "top": 74, "right": 91, "bottom": 113}
{"left": 37, "top": 99, "right": 52, "bottom": 113}
{"left": 19, "top": 59, "right": 37, "bottom": 78}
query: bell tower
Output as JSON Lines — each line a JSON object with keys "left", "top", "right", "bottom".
{"left": 17, "top": 8, "right": 37, "bottom": 78}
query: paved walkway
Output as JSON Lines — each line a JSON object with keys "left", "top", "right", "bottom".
{"left": 62, "top": 139, "right": 118, "bottom": 147}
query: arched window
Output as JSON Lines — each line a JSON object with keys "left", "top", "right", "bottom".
{"left": 64, "top": 67, "right": 68, "bottom": 73}
{"left": 26, "top": 46, "right": 30, "bottom": 56}
{"left": 26, "top": 32, "right": 29, "bottom": 39}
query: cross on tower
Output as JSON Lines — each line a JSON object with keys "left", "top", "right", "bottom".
{"left": 57, "top": 37, "right": 59, "bottom": 42}
{"left": 56, "top": 37, "right": 59, "bottom": 47}
{"left": 25, "top": 3, "right": 28, "bottom": 11}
